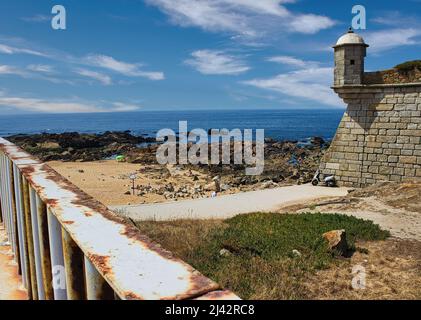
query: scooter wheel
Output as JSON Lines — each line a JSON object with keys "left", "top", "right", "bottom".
{"left": 327, "top": 181, "right": 335, "bottom": 188}
{"left": 312, "top": 180, "right": 319, "bottom": 186}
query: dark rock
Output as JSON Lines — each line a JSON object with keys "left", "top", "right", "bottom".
{"left": 322, "top": 229, "right": 348, "bottom": 256}
{"left": 7, "top": 131, "right": 155, "bottom": 162}
{"left": 311, "top": 136, "right": 325, "bottom": 146}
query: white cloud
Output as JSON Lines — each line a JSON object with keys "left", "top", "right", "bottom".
{"left": 27, "top": 64, "right": 55, "bottom": 73}
{"left": 0, "top": 40, "right": 164, "bottom": 82}
{"left": 111, "top": 102, "right": 141, "bottom": 112}
{"left": 0, "top": 64, "right": 78, "bottom": 85}
{"left": 185, "top": 50, "right": 250, "bottom": 75}
{"left": 289, "top": 14, "right": 336, "bottom": 34}
{"left": 243, "top": 64, "right": 343, "bottom": 107}
{"left": 0, "top": 43, "right": 47, "bottom": 57}
{"left": 371, "top": 11, "right": 420, "bottom": 27}
{"left": 267, "top": 55, "right": 320, "bottom": 68}
{"left": 85, "top": 54, "right": 165, "bottom": 80}
{"left": 0, "top": 93, "right": 141, "bottom": 113}
{"left": 0, "top": 65, "right": 27, "bottom": 76}
{"left": 145, "top": 0, "right": 335, "bottom": 38}
{"left": 363, "top": 28, "right": 421, "bottom": 52}
{"left": 75, "top": 68, "right": 112, "bottom": 85}
{"left": 146, "top": 0, "right": 257, "bottom": 37}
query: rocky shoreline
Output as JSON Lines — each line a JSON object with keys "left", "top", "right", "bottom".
{"left": 7, "top": 131, "right": 156, "bottom": 162}
{"left": 8, "top": 131, "right": 329, "bottom": 195}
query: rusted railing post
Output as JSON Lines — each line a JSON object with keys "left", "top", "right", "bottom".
{"left": 35, "top": 194, "right": 54, "bottom": 299}
{"left": 4, "top": 158, "right": 16, "bottom": 255}
{"left": 47, "top": 209, "right": 67, "bottom": 300}
{"left": 13, "top": 164, "right": 29, "bottom": 289}
{"left": 62, "top": 229, "right": 85, "bottom": 300}
{"left": 9, "top": 159, "right": 21, "bottom": 274}
{"left": 0, "top": 182, "right": 2, "bottom": 223}
{"left": 0, "top": 154, "right": 12, "bottom": 247}
{"left": 22, "top": 177, "right": 37, "bottom": 300}
{"left": 84, "top": 257, "right": 114, "bottom": 300}
{"left": 0, "top": 154, "right": 5, "bottom": 226}
{"left": 29, "top": 186, "right": 45, "bottom": 299}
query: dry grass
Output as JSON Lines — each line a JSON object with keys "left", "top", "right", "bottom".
{"left": 350, "top": 179, "right": 421, "bottom": 213}
{"left": 305, "top": 239, "right": 421, "bottom": 300}
{"left": 136, "top": 219, "right": 227, "bottom": 259}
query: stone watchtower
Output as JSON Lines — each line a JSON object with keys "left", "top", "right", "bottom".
{"left": 333, "top": 28, "right": 368, "bottom": 86}
{"left": 319, "top": 29, "right": 421, "bottom": 188}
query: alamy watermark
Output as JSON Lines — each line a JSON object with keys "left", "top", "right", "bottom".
{"left": 352, "top": 5, "right": 367, "bottom": 30}
{"left": 156, "top": 121, "right": 265, "bottom": 175}
{"left": 51, "top": 5, "right": 66, "bottom": 30}
{"left": 52, "top": 265, "right": 66, "bottom": 290}
{"left": 351, "top": 264, "right": 366, "bottom": 290}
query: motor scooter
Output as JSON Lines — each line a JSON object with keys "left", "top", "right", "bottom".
{"left": 311, "top": 170, "right": 336, "bottom": 187}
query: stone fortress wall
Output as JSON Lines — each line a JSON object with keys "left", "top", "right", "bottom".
{"left": 319, "top": 29, "right": 421, "bottom": 188}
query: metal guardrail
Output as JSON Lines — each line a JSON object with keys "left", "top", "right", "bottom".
{"left": 0, "top": 137, "right": 239, "bottom": 300}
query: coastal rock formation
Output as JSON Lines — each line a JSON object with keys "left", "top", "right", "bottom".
{"left": 8, "top": 131, "right": 328, "bottom": 196}
{"left": 7, "top": 131, "right": 155, "bottom": 162}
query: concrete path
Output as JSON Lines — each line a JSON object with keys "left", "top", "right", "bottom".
{"left": 0, "top": 226, "right": 27, "bottom": 300}
{"left": 111, "top": 184, "right": 349, "bottom": 221}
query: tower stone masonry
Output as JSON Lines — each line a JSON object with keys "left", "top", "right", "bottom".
{"left": 333, "top": 28, "right": 368, "bottom": 86}
{"left": 319, "top": 29, "right": 421, "bottom": 188}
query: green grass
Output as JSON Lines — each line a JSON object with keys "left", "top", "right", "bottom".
{"left": 136, "top": 213, "right": 390, "bottom": 299}
{"left": 395, "top": 60, "right": 421, "bottom": 72}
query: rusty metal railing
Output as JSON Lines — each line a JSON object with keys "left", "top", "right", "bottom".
{"left": 0, "top": 137, "right": 239, "bottom": 300}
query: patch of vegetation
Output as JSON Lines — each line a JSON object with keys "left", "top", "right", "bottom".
{"left": 136, "top": 213, "right": 390, "bottom": 299}
{"left": 395, "top": 60, "right": 421, "bottom": 72}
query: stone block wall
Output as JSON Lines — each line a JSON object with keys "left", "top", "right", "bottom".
{"left": 334, "top": 45, "right": 366, "bottom": 86}
{"left": 320, "top": 84, "right": 421, "bottom": 187}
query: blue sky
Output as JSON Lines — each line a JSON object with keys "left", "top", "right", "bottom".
{"left": 0, "top": 0, "right": 420, "bottom": 114}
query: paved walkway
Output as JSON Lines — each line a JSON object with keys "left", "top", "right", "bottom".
{"left": 111, "top": 184, "right": 349, "bottom": 221}
{"left": 0, "top": 226, "right": 27, "bottom": 300}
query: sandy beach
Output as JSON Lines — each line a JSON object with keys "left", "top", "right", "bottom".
{"left": 48, "top": 160, "right": 228, "bottom": 206}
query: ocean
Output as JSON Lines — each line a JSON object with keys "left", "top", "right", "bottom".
{"left": 0, "top": 109, "right": 344, "bottom": 141}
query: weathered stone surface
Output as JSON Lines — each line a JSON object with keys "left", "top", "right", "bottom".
{"left": 373, "top": 103, "right": 394, "bottom": 111}
{"left": 322, "top": 230, "right": 348, "bottom": 255}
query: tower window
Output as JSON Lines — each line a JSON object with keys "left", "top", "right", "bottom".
{"left": 350, "top": 60, "right": 355, "bottom": 65}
